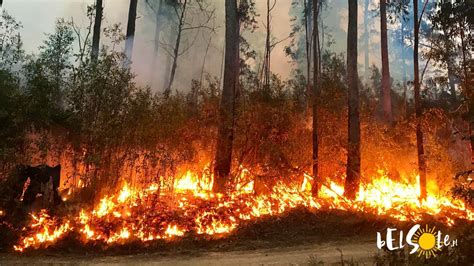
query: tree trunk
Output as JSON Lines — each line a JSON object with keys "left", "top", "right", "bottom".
{"left": 459, "top": 25, "right": 474, "bottom": 164}
{"left": 124, "top": 0, "right": 138, "bottom": 68}
{"left": 165, "top": 0, "right": 187, "bottom": 97}
{"left": 162, "top": 32, "right": 174, "bottom": 89}
{"left": 260, "top": 0, "right": 272, "bottom": 89}
{"left": 446, "top": 60, "right": 456, "bottom": 101}
{"left": 401, "top": 16, "right": 408, "bottom": 118}
{"left": 344, "top": 0, "right": 360, "bottom": 200}
{"left": 304, "top": 0, "right": 312, "bottom": 108}
{"left": 311, "top": 0, "right": 320, "bottom": 197}
{"left": 364, "top": 0, "right": 370, "bottom": 79}
{"left": 199, "top": 34, "right": 213, "bottom": 89}
{"left": 150, "top": 0, "right": 163, "bottom": 87}
{"left": 413, "top": 0, "right": 427, "bottom": 200}
{"left": 213, "top": 0, "right": 239, "bottom": 193}
{"left": 91, "top": 0, "right": 103, "bottom": 62}
{"left": 380, "top": 0, "right": 392, "bottom": 122}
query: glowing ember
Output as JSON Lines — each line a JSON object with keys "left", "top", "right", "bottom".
{"left": 12, "top": 167, "right": 473, "bottom": 252}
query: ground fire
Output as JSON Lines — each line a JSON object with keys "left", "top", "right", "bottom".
{"left": 1, "top": 0, "right": 473, "bottom": 264}
{"left": 12, "top": 166, "right": 473, "bottom": 252}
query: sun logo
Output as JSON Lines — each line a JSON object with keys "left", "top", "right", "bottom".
{"left": 412, "top": 225, "right": 440, "bottom": 258}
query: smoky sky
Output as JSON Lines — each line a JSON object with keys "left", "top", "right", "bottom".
{"left": 1, "top": 0, "right": 420, "bottom": 93}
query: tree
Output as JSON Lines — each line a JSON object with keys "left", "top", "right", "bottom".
{"left": 163, "top": 0, "right": 215, "bottom": 97}
{"left": 344, "top": 0, "right": 360, "bottom": 200}
{"left": 363, "top": 0, "right": 370, "bottom": 79}
{"left": 91, "top": 0, "right": 103, "bottom": 62}
{"left": 145, "top": 0, "right": 164, "bottom": 87}
{"left": 213, "top": 0, "right": 239, "bottom": 193}
{"left": 304, "top": 0, "right": 312, "bottom": 107}
{"left": 311, "top": 0, "right": 320, "bottom": 197}
{"left": 260, "top": 0, "right": 276, "bottom": 89}
{"left": 413, "top": 0, "right": 427, "bottom": 200}
{"left": 124, "top": 0, "right": 138, "bottom": 68}
{"left": 380, "top": 0, "right": 392, "bottom": 122}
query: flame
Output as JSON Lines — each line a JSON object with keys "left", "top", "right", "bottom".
{"left": 12, "top": 166, "right": 473, "bottom": 251}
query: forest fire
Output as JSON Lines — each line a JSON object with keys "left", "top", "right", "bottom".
{"left": 13, "top": 166, "right": 473, "bottom": 252}
{"left": 1, "top": 0, "right": 472, "bottom": 263}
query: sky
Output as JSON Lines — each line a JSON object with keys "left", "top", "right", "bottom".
{"left": 1, "top": 0, "right": 413, "bottom": 93}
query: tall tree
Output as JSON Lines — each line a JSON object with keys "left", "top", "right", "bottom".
{"left": 145, "top": 0, "right": 164, "bottom": 87}
{"left": 363, "top": 0, "right": 370, "bottom": 79}
{"left": 213, "top": 0, "right": 239, "bottom": 193}
{"left": 380, "top": 0, "right": 392, "bottom": 122}
{"left": 260, "top": 0, "right": 275, "bottom": 89}
{"left": 304, "top": 0, "right": 312, "bottom": 107}
{"left": 163, "top": 0, "right": 215, "bottom": 97}
{"left": 91, "top": 0, "right": 103, "bottom": 62}
{"left": 124, "top": 0, "right": 138, "bottom": 68}
{"left": 164, "top": 0, "right": 188, "bottom": 96}
{"left": 413, "top": 0, "right": 427, "bottom": 200}
{"left": 311, "top": 0, "right": 320, "bottom": 197}
{"left": 344, "top": 0, "right": 360, "bottom": 200}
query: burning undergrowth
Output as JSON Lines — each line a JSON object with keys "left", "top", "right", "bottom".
{"left": 10, "top": 167, "right": 473, "bottom": 253}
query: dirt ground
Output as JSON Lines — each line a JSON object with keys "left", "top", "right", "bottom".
{"left": 0, "top": 238, "right": 378, "bottom": 265}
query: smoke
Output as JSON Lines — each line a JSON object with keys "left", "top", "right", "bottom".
{"left": 2, "top": 0, "right": 433, "bottom": 93}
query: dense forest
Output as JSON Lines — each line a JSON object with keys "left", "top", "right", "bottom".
{"left": 0, "top": 0, "right": 473, "bottom": 262}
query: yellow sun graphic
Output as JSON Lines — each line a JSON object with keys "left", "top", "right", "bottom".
{"left": 412, "top": 225, "right": 440, "bottom": 258}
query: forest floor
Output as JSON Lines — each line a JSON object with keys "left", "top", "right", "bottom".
{"left": 0, "top": 208, "right": 468, "bottom": 265}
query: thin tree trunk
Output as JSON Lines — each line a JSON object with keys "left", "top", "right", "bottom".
{"left": 413, "top": 0, "right": 427, "bottom": 200}
{"left": 124, "top": 0, "right": 138, "bottom": 68}
{"left": 213, "top": 0, "right": 239, "bottom": 193}
{"left": 162, "top": 32, "right": 174, "bottom": 89}
{"left": 459, "top": 25, "right": 473, "bottom": 164}
{"left": 199, "top": 34, "right": 213, "bottom": 89}
{"left": 380, "top": 0, "right": 392, "bottom": 122}
{"left": 364, "top": 0, "right": 370, "bottom": 79}
{"left": 150, "top": 0, "right": 163, "bottom": 87}
{"left": 311, "top": 0, "right": 320, "bottom": 197}
{"left": 261, "top": 0, "right": 272, "bottom": 89}
{"left": 165, "top": 0, "right": 187, "bottom": 97}
{"left": 304, "top": 0, "right": 312, "bottom": 108}
{"left": 446, "top": 60, "right": 456, "bottom": 101}
{"left": 91, "top": 0, "right": 103, "bottom": 62}
{"left": 401, "top": 17, "right": 408, "bottom": 118}
{"left": 344, "top": 0, "right": 360, "bottom": 200}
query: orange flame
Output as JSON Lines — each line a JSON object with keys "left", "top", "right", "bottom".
{"left": 13, "top": 166, "right": 473, "bottom": 251}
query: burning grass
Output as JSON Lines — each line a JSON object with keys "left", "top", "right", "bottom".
{"left": 11, "top": 166, "right": 473, "bottom": 252}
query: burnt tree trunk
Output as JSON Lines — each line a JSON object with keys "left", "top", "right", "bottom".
{"left": 304, "top": 0, "right": 312, "bottom": 108}
{"left": 344, "top": 0, "right": 360, "bottom": 200}
{"left": 149, "top": 0, "right": 163, "bottom": 87}
{"left": 165, "top": 0, "right": 187, "bottom": 97}
{"left": 364, "top": 0, "right": 370, "bottom": 79}
{"left": 124, "top": 0, "right": 138, "bottom": 68}
{"left": 380, "top": 0, "right": 392, "bottom": 122}
{"left": 311, "top": 0, "right": 320, "bottom": 197}
{"left": 213, "top": 0, "right": 239, "bottom": 193}
{"left": 91, "top": 0, "right": 103, "bottom": 62}
{"left": 413, "top": 0, "right": 427, "bottom": 200}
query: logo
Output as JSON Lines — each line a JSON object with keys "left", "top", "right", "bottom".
{"left": 376, "top": 224, "right": 458, "bottom": 258}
